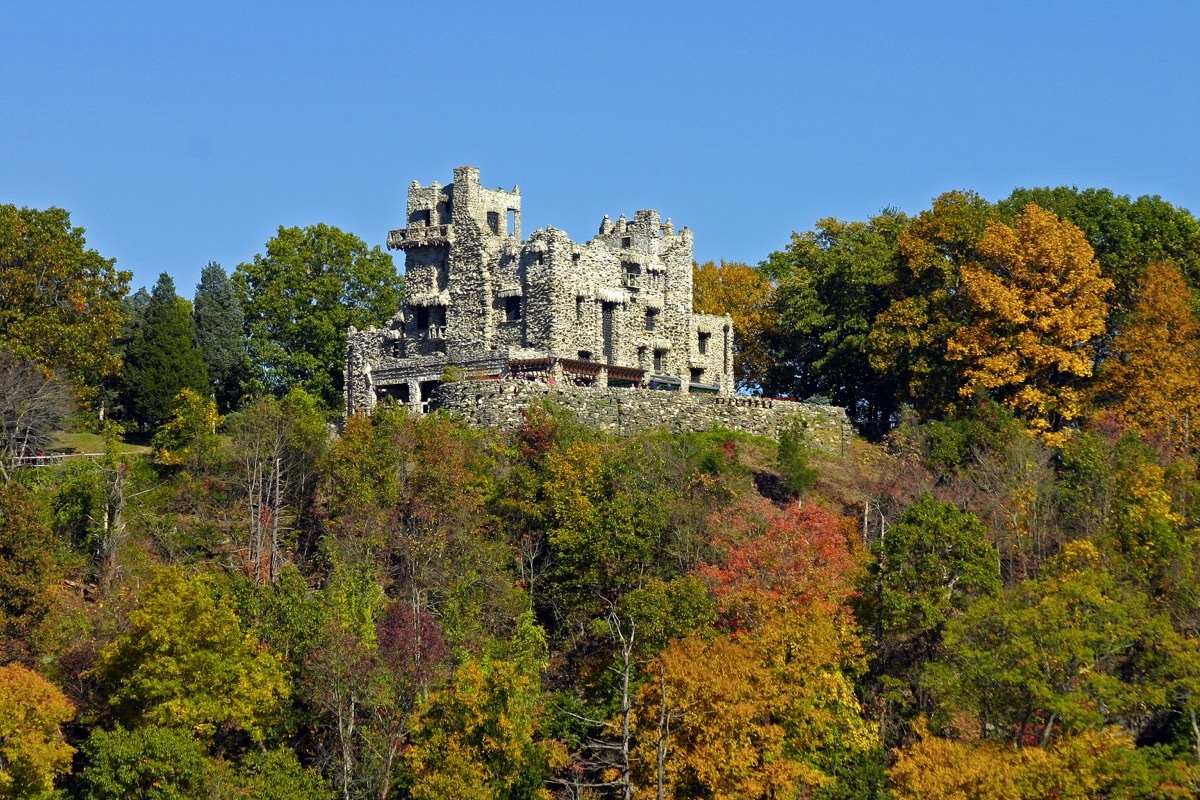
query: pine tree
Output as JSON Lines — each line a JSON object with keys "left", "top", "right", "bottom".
{"left": 193, "top": 261, "right": 249, "bottom": 412}
{"left": 119, "top": 274, "right": 208, "bottom": 429}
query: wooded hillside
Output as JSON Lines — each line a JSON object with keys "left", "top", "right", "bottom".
{"left": 4, "top": 187, "right": 1200, "bottom": 799}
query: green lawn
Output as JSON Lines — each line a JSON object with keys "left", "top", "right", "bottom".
{"left": 52, "top": 430, "right": 150, "bottom": 455}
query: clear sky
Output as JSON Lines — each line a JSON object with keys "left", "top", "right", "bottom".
{"left": 3, "top": 1, "right": 1197, "bottom": 295}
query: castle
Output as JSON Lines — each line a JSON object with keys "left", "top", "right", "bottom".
{"left": 345, "top": 167, "right": 851, "bottom": 451}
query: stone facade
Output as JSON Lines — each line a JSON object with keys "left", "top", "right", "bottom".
{"left": 344, "top": 167, "right": 850, "bottom": 449}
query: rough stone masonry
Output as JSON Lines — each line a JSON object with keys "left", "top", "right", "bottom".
{"left": 344, "top": 167, "right": 851, "bottom": 451}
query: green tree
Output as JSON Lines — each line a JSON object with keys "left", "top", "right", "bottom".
{"left": 150, "top": 388, "right": 222, "bottom": 469}
{"left": 235, "top": 224, "right": 400, "bottom": 410}
{"left": 0, "top": 485, "right": 58, "bottom": 662}
{"left": 0, "top": 664, "right": 75, "bottom": 800}
{"left": 764, "top": 211, "right": 907, "bottom": 434}
{"left": 213, "top": 749, "right": 331, "bottom": 800}
{"left": 76, "top": 726, "right": 209, "bottom": 800}
{"left": 863, "top": 495, "right": 999, "bottom": 739}
{"left": 120, "top": 274, "right": 209, "bottom": 429}
{"left": 0, "top": 205, "right": 130, "bottom": 404}
{"left": 324, "top": 407, "right": 517, "bottom": 647}
{"left": 88, "top": 568, "right": 289, "bottom": 742}
{"left": 868, "top": 191, "right": 998, "bottom": 417}
{"left": 192, "top": 262, "right": 249, "bottom": 413}
{"left": 871, "top": 495, "right": 999, "bottom": 642}
{"left": 927, "top": 541, "right": 1176, "bottom": 745}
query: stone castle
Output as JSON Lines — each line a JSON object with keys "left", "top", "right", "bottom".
{"left": 345, "top": 167, "right": 851, "bottom": 451}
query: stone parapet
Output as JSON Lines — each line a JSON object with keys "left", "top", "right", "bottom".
{"left": 432, "top": 379, "right": 852, "bottom": 453}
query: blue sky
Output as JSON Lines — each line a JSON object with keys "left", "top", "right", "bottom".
{"left": 3, "top": 2, "right": 1197, "bottom": 295}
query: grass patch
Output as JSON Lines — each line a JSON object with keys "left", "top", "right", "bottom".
{"left": 52, "top": 430, "right": 149, "bottom": 455}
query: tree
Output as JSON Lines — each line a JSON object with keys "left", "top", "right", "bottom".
{"left": 0, "top": 664, "right": 75, "bottom": 800}
{"left": 404, "top": 614, "right": 563, "bottom": 800}
{"left": 629, "top": 497, "right": 876, "bottom": 798}
{"left": 0, "top": 351, "right": 70, "bottom": 485}
{"left": 0, "top": 205, "right": 130, "bottom": 403}
{"left": 235, "top": 224, "right": 400, "bottom": 410}
{"left": 888, "top": 721, "right": 1200, "bottom": 800}
{"left": 192, "top": 261, "right": 249, "bottom": 412}
{"left": 692, "top": 260, "right": 774, "bottom": 391}
{"left": 1092, "top": 261, "right": 1200, "bottom": 450}
{"left": 0, "top": 485, "right": 58, "bottom": 662}
{"left": 868, "top": 191, "right": 997, "bottom": 417}
{"left": 88, "top": 568, "right": 289, "bottom": 742}
{"left": 764, "top": 211, "right": 907, "bottom": 434}
{"left": 366, "top": 601, "right": 452, "bottom": 800}
{"left": 324, "top": 407, "right": 518, "bottom": 647}
{"left": 150, "top": 388, "right": 221, "bottom": 468}
{"left": 998, "top": 186, "right": 1200, "bottom": 321}
{"left": 214, "top": 749, "right": 332, "bottom": 800}
{"left": 862, "top": 496, "right": 999, "bottom": 737}
{"left": 946, "top": 204, "right": 1112, "bottom": 441}
{"left": 120, "top": 274, "right": 209, "bottom": 429}
{"left": 927, "top": 540, "right": 1176, "bottom": 746}
{"left": 697, "top": 496, "right": 862, "bottom": 630}
{"left": 229, "top": 388, "right": 328, "bottom": 583}
{"left": 76, "top": 726, "right": 209, "bottom": 800}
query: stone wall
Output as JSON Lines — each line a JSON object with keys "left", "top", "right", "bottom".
{"left": 432, "top": 379, "right": 853, "bottom": 454}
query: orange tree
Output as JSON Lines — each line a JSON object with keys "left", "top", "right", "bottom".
{"left": 693, "top": 260, "right": 775, "bottom": 391}
{"left": 1092, "top": 261, "right": 1200, "bottom": 450}
{"left": 946, "top": 204, "right": 1111, "bottom": 442}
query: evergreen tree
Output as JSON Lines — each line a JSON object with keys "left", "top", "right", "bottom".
{"left": 119, "top": 274, "right": 208, "bottom": 429}
{"left": 193, "top": 261, "right": 249, "bottom": 412}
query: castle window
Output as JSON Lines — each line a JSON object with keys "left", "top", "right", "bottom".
{"left": 411, "top": 209, "right": 431, "bottom": 227}
{"left": 505, "top": 296, "right": 522, "bottom": 322}
{"left": 578, "top": 350, "right": 592, "bottom": 361}
{"left": 690, "top": 368, "right": 705, "bottom": 383}
{"left": 416, "top": 307, "right": 429, "bottom": 331}
{"left": 645, "top": 310, "right": 657, "bottom": 331}
{"left": 622, "top": 262, "right": 640, "bottom": 288}
{"left": 576, "top": 296, "right": 585, "bottom": 320}
{"left": 698, "top": 331, "right": 710, "bottom": 355}
{"left": 487, "top": 211, "right": 501, "bottom": 235}
{"left": 506, "top": 209, "right": 516, "bottom": 236}
{"left": 653, "top": 350, "right": 665, "bottom": 372}
{"left": 437, "top": 202, "right": 452, "bottom": 224}
{"left": 622, "top": 236, "right": 632, "bottom": 248}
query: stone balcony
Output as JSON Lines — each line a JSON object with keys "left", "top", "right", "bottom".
{"left": 387, "top": 224, "right": 454, "bottom": 250}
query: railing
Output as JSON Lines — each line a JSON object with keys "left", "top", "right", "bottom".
{"left": 10, "top": 452, "right": 107, "bottom": 468}
{"left": 387, "top": 224, "right": 453, "bottom": 250}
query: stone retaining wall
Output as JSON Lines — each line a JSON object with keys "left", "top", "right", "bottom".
{"left": 432, "top": 379, "right": 852, "bottom": 453}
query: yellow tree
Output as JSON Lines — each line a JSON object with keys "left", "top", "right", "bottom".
{"left": 693, "top": 261, "right": 774, "bottom": 391}
{"left": 947, "top": 204, "right": 1112, "bottom": 442}
{"left": 0, "top": 664, "right": 75, "bottom": 800}
{"left": 1093, "top": 261, "right": 1200, "bottom": 450}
